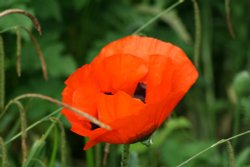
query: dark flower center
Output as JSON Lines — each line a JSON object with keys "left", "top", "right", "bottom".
{"left": 90, "top": 122, "right": 100, "bottom": 130}
{"left": 133, "top": 83, "right": 146, "bottom": 102}
{"left": 104, "top": 92, "right": 113, "bottom": 95}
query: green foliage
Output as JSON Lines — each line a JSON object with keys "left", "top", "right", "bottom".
{"left": 233, "top": 71, "right": 250, "bottom": 98}
{"left": 0, "top": 0, "right": 250, "bottom": 166}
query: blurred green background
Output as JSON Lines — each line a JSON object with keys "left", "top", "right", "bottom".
{"left": 0, "top": 0, "right": 250, "bottom": 166}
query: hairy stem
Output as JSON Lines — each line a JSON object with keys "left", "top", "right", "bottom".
{"left": 5, "top": 93, "right": 111, "bottom": 130}
{"left": 0, "top": 9, "right": 42, "bottom": 35}
{"left": 121, "top": 144, "right": 130, "bottom": 167}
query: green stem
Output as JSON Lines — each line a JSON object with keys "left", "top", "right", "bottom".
{"left": 232, "top": 101, "right": 240, "bottom": 146}
{"left": 225, "top": 0, "right": 235, "bottom": 38}
{"left": 0, "top": 137, "right": 8, "bottom": 167}
{"left": 132, "top": 0, "right": 185, "bottom": 34}
{"left": 95, "top": 144, "right": 101, "bottom": 167}
{"left": 0, "top": 36, "right": 5, "bottom": 112}
{"left": 201, "top": 0, "right": 216, "bottom": 138}
{"left": 191, "top": 0, "right": 201, "bottom": 67}
{"left": 85, "top": 140, "right": 94, "bottom": 167}
{"left": 121, "top": 144, "right": 130, "bottom": 167}
{"left": 226, "top": 141, "right": 235, "bottom": 167}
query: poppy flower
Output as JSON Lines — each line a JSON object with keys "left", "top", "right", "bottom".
{"left": 62, "top": 36, "right": 198, "bottom": 150}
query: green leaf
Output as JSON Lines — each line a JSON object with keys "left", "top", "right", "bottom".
{"left": 235, "top": 147, "right": 250, "bottom": 167}
{"left": 73, "top": 0, "right": 90, "bottom": 11}
{"left": 0, "top": 5, "right": 34, "bottom": 40}
{"left": 233, "top": 71, "right": 250, "bottom": 98}
{"left": 22, "top": 138, "right": 46, "bottom": 167}
{"left": 30, "top": 0, "right": 62, "bottom": 21}
{"left": 130, "top": 117, "right": 191, "bottom": 153}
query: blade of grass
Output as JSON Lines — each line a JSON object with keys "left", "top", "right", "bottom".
{"left": 132, "top": 0, "right": 185, "bottom": 34}
{"left": 51, "top": 117, "right": 67, "bottom": 167}
{"left": 4, "top": 108, "right": 61, "bottom": 145}
{"left": 176, "top": 130, "right": 250, "bottom": 167}
{"left": 85, "top": 138, "right": 95, "bottom": 167}
{"left": 49, "top": 125, "right": 59, "bottom": 167}
{"left": 22, "top": 117, "right": 59, "bottom": 167}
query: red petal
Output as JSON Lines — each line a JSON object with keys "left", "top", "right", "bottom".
{"left": 146, "top": 48, "right": 198, "bottom": 102}
{"left": 97, "top": 91, "right": 145, "bottom": 124}
{"left": 146, "top": 48, "right": 198, "bottom": 124}
{"left": 98, "top": 36, "right": 175, "bottom": 63}
{"left": 83, "top": 98, "right": 168, "bottom": 150}
{"left": 62, "top": 64, "right": 100, "bottom": 134}
{"left": 91, "top": 54, "right": 148, "bottom": 94}
{"left": 146, "top": 55, "right": 175, "bottom": 103}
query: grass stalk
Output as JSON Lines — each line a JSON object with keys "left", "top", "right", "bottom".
{"left": 15, "top": 27, "right": 22, "bottom": 77}
{"left": 226, "top": 141, "right": 235, "bottom": 167}
{"left": 225, "top": 0, "right": 235, "bottom": 38}
{"left": 191, "top": 0, "right": 201, "bottom": 67}
{"left": 51, "top": 117, "right": 67, "bottom": 167}
{"left": 0, "top": 9, "right": 42, "bottom": 35}
{"left": 49, "top": 126, "right": 59, "bottom": 167}
{"left": 176, "top": 129, "right": 250, "bottom": 167}
{"left": 0, "top": 137, "right": 8, "bottom": 167}
{"left": 201, "top": 0, "right": 216, "bottom": 137}
{"left": 5, "top": 93, "right": 111, "bottom": 130}
{"left": 4, "top": 108, "right": 61, "bottom": 145}
{"left": 132, "top": 0, "right": 185, "bottom": 34}
{"left": 0, "top": 36, "right": 5, "bottom": 112}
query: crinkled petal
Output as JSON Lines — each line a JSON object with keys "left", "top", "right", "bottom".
{"left": 97, "top": 91, "right": 145, "bottom": 124}
{"left": 83, "top": 99, "right": 168, "bottom": 150}
{"left": 91, "top": 54, "right": 148, "bottom": 94}
{"left": 146, "top": 49, "right": 198, "bottom": 104}
{"left": 146, "top": 55, "right": 175, "bottom": 103}
{"left": 97, "top": 36, "right": 176, "bottom": 63}
{"left": 62, "top": 64, "right": 100, "bottom": 133}
{"left": 61, "top": 36, "right": 199, "bottom": 151}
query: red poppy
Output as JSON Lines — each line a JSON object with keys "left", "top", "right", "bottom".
{"left": 62, "top": 36, "right": 198, "bottom": 150}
